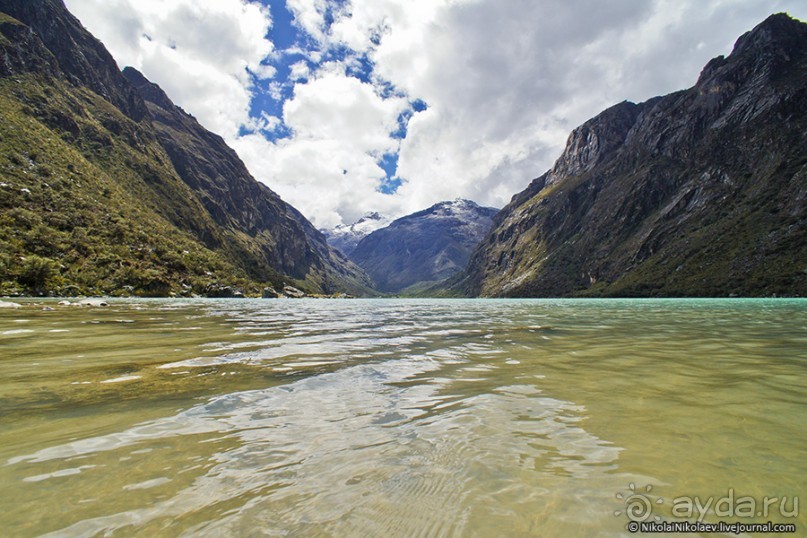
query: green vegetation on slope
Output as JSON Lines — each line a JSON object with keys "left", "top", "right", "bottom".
{"left": 0, "top": 2, "right": 373, "bottom": 297}
{"left": 0, "top": 74, "right": 275, "bottom": 296}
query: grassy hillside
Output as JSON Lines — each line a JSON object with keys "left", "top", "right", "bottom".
{"left": 0, "top": 5, "right": 373, "bottom": 297}
{"left": 0, "top": 74, "right": 271, "bottom": 296}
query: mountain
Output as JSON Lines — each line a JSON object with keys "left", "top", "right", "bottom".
{"left": 0, "top": 0, "right": 371, "bottom": 297}
{"left": 119, "top": 67, "right": 371, "bottom": 295}
{"left": 350, "top": 199, "right": 498, "bottom": 293}
{"left": 452, "top": 13, "right": 807, "bottom": 297}
{"left": 322, "top": 212, "right": 391, "bottom": 256}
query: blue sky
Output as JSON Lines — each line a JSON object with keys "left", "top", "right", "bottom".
{"left": 246, "top": 1, "right": 419, "bottom": 194}
{"left": 66, "top": 0, "right": 807, "bottom": 228}
{"left": 246, "top": 0, "right": 428, "bottom": 194}
{"left": 246, "top": 1, "right": 324, "bottom": 138}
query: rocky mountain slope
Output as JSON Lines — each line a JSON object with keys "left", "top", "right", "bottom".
{"left": 322, "top": 212, "right": 391, "bottom": 256}
{"left": 351, "top": 199, "right": 498, "bottom": 293}
{"left": 451, "top": 13, "right": 807, "bottom": 298}
{"left": 0, "top": 0, "right": 371, "bottom": 296}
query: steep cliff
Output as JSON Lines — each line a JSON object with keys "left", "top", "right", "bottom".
{"left": 121, "top": 67, "right": 370, "bottom": 294}
{"left": 0, "top": 0, "right": 370, "bottom": 296}
{"left": 453, "top": 13, "right": 807, "bottom": 297}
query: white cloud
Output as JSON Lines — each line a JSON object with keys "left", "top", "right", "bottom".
{"left": 231, "top": 68, "right": 409, "bottom": 228}
{"left": 231, "top": 134, "right": 404, "bottom": 228}
{"left": 268, "top": 81, "right": 285, "bottom": 100}
{"left": 261, "top": 113, "right": 283, "bottom": 131}
{"left": 66, "top": 0, "right": 807, "bottom": 229}
{"left": 285, "top": 0, "right": 331, "bottom": 43}
{"left": 251, "top": 63, "right": 277, "bottom": 80}
{"left": 65, "top": 0, "right": 273, "bottom": 138}
{"left": 284, "top": 69, "right": 406, "bottom": 154}
{"left": 326, "top": 0, "right": 807, "bottom": 216}
{"left": 288, "top": 60, "right": 311, "bottom": 81}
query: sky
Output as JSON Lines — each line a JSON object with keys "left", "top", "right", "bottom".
{"left": 64, "top": 0, "right": 807, "bottom": 229}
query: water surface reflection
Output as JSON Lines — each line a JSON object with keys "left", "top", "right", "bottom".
{"left": 1, "top": 299, "right": 804, "bottom": 536}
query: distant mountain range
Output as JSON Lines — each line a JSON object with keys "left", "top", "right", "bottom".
{"left": 321, "top": 212, "right": 391, "bottom": 256}
{"left": 0, "top": 0, "right": 371, "bottom": 297}
{"left": 348, "top": 199, "right": 498, "bottom": 293}
{"left": 1, "top": 1, "right": 803, "bottom": 298}
{"left": 449, "top": 13, "right": 807, "bottom": 297}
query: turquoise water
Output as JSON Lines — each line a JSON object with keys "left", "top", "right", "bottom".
{"left": 1, "top": 298, "right": 805, "bottom": 536}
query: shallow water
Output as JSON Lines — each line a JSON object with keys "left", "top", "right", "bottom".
{"left": 1, "top": 298, "right": 805, "bottom": 537}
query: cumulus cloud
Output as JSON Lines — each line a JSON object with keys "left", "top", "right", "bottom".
{"left": 288, "top": 60, "right": 311, "bottom": 81}
{"left": 285, "top": 68, "right": 406, "bottom": 154}
{"left": 350, "top": 0, "right": 807, "bottom": 213}
{"left": 232, "top": 133, "right": 407, "bottom": 227}
{"left": 231, "top": 66, "right": 408, "bottom": 227}
{"left": 285, "top": 0, "right": 331, "bottom": 43}
{"left": 66, "top": 0, "right": 807, "bottom": 228}
{"left": 65, "top": 0, "right": 273, "bottom": 138}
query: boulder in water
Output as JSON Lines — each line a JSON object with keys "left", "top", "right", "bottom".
{"left": 283, "top": 286, "right": 306, "bottom": 298}
{"left": 262, "top": 287, "right": 280, "bottom": 298}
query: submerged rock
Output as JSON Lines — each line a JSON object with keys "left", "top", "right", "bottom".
{"left": 0, "top": 301, "right": 21, "bottom": 308}
{"left": 79, "top": 299, "right": 109, "bottom": 307}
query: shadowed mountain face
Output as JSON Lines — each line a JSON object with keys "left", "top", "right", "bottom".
{"left": 350, "top": 199, "right": 498, "bottom": 293}
{"left": 0, "top": 0, "right": 371, "bottom": 296}
{"left": 452, "top": 13, "right": 807, "bottom": 298}
{"left": 0, "top": 0, "right": 146, "bottom": 121}
{"left": 120, "top": 67, "right": 370, "bottom": 292}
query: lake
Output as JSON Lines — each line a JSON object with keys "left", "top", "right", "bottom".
{"left": 1, "top": 298, "right": 805, "bottom": 536}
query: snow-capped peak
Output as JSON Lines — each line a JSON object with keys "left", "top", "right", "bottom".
{"left": 322, "top": 212, "right": 391, "bottom": 255}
